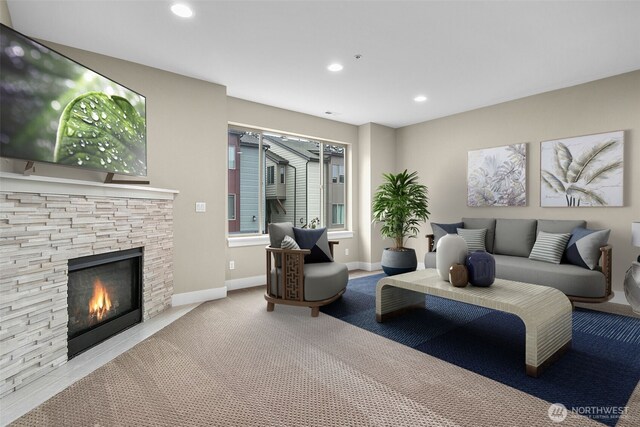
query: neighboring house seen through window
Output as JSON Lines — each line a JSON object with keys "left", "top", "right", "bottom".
{"left": 227, "top": 127, "right": 347, "bottom": 235}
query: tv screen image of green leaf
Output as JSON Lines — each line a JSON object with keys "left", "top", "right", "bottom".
{"left": 0, "top": 24, "right": 147, "bottom": 176}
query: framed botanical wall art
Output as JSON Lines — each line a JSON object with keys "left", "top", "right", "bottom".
{"left": 467, "top": 143, "right": 527, "bottom": 207}
{"left": 540, "top": 130, "right": 624, "bottom": 207}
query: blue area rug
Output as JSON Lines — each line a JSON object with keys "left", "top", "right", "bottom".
{"left": 321, "top": 273, "right": 640, "bottom": 426}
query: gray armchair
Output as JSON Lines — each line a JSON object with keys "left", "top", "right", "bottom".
{"left": 265, "top": 222, "right": 348, "bottom": 317}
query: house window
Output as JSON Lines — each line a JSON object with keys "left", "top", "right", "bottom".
{"left": 331, "top": 164, "right": 345, "bottom": 184}
{"left": 266, "top": 166, "right": 275, "bottom": 185}
{"left": 227, "top": 127, "right": 348, "bottom": 235}
{"left": 228, "top": 146, "right": 236, "bottom": 170}
{"left": 228, "top": 194, "right": 236, "bottom": 220}
{"left": 332, "top": 204, "right": 344, "bottom": 225}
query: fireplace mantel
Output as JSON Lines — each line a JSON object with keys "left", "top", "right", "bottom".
{"left": 0, "top": 172, "right": 179, "bottom": 200}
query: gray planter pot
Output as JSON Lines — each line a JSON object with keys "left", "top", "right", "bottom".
{"left": 381, "top": 248, "right": 417, "bottom": 276}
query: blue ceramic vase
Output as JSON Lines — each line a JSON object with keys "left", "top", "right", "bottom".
{"left": 466, "top": 251, "right": 495, "bottom": 287}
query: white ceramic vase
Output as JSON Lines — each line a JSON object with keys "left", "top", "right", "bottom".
{"left": 436, "top": 234, "right": 468, "bottom": 281}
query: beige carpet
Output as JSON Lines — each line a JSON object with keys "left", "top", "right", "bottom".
{"left": 11, "top": 286, "right": 637, "bottom": 426}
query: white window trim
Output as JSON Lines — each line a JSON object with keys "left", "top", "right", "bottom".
{"left": 227, "top": 230, "right": 354, "bottom": 248}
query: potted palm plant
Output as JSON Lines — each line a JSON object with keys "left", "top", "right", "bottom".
{"left": 372, "top": 170, "right": 430, "bottom": 275}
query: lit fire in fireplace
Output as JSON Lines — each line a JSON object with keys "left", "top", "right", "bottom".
{"left": 89, "top": 279, "right": 112, "bottom": 321}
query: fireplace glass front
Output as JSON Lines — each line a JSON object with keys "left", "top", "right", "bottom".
{"left": 67, "top": 248, "right": 142, "bottom": 358}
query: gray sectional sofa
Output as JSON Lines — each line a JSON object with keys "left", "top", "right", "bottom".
{"left": 424, "top": 218, "right": 612, "bottom": 303}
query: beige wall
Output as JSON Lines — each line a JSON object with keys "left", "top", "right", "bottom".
{"left": 225, "top": 98, "right": 360, "bottom": 280}
{"left": 357, "top": 123, "right": 398, "bottom": 266}
{"left": 0, "top": 28, "right": 229, "bottom": 295}
{"left": 396, "top": 71, "right": 640, "bottom": 299}
{"left": 0, "top": 0, "right": 10, "bottom": 26}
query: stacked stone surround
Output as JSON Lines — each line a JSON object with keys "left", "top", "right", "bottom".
{"left": 0, "top": 175, "right": 176, "bottom": 397}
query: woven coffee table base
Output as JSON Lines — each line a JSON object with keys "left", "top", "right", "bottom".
{"left": 376, "top": 269, "right": 572, "bottom": 377}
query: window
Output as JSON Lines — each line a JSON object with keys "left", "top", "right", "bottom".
{"left": 332, "top": 164, "right": 345, "bottom": 183}
{"left": 266, "top": 166, "right": 275, "bottom": 185}
{"left": 228, "top": 146, "right": 236, "bottom": 169}
{"left": 227, "top": 127, "right": 348, "bottom": 235}
{"left": 228, "top": 194, "right": 236, "bottom": 220}
{"left": 332, "top": 204, "right": 344, "bottom": 225}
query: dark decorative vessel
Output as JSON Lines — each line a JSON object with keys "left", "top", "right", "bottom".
{"left": 466, "top": 251, "right": 495, "bottom": 287}
{"left": 381, "top": 248, "right": 417, "bottom": 276}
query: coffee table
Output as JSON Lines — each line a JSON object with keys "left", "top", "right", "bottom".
{"left": 375, "top": 268, "right": 572, "bottom": 377}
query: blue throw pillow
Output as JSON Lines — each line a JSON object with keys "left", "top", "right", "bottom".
{"left": 431, "top": 222, "right": 463, "bottom": 252}
{"left": 565, "top": 227, "right": 611, "bottom": 270}
{"left": 293, "top": 227, "right": 333, "bottom": 263}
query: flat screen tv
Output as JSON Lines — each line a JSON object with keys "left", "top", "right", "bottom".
{"left": 0, "top": 24, "right": 147, "bottom": 176}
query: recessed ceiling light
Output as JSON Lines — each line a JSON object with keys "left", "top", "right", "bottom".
{"left": 414, "top": 95, "right": 428, "bottom": 102}
{"left": 171, "top": 3, "right": 193, "bottom": 18}
{"left": 327, "top": 63, "right": 343, "bottom": 72}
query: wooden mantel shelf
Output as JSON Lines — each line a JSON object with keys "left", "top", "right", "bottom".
{"left": 0, "top": 172, "right": 179, "bottom": 200}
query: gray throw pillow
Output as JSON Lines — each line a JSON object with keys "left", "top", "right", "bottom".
{"left": 457, "top": 228, "right": 487, "bottom": 252}
{"left": 565, "top": 227, "right": 610, "bottom": 269}
{"left": 462, "top": 218, "right": 496, "bottom": 253}
{"left": 431, "top": 222, "right": 463, "bottom": 252}
{"left": 280, "top": 235, "right": 300, "bottom": 250}
{"left": 529, "top": 231, "right": 571, "bottom": 264}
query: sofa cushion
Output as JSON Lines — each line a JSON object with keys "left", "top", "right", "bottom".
{"left": 268, "top": 222, "right": 295, "bottom": 267}
{"left": 565, "top": 227, "right": 611, "bottom": 270}
{"left": 457, "top": 228, "right": 487, "bottom": 252}
{"left": 529, "top": 231, "right": 571, "bottom": 264}
{"left": 269, "top": 222, "right": 295, "bottom": 247}
{"left": 270, "top": 262, "right": 348, "bottom": 301}
{"left": 493, "top": 255, "right": 607, "bottom": 298}
{"left": 462, "top": 218, "right": 496, "bottom": 253}
{"left": 293, "top": 227, "right": 333, "bottom": 264}
{"left": 494, "top": 218, "right": 537, "bottom": 257}
{"left": 430, "top": 222, "right": 463, "bottom": 252}
{"left": 537, "top": 219, "right": 586, "bottom": 234}
{"left": 425, "top": 251, "right": 437, "bottom": 269}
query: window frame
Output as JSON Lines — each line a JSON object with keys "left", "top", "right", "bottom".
{"left": 227, "top": 125, "right": 349, "bottom": 237}
{"left": 266, "top": 165, "right": 275, "bottom": 185}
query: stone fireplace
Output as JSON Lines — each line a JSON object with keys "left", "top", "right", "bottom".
{"left": 0, "top": 172, "right": 177, "bottom": 397}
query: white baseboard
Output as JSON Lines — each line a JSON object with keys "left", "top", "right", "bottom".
{"left": 225, "top": 275, "right": 265, "bottom": 291}
{"left": 172, "top": 286, "right": 227, "bottom": 306}
{"left": 358, "top": 262, "right": 382, "bottom": 272}
{"left": 346, "top": 262, "right": 360, "bottom": 271}
{"left": 608, "top": 292, "right": 630, "bottom": 306}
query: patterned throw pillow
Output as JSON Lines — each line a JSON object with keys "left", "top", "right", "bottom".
{"left": 565, "top": 227, "right": 611, "bottom": 270}
{"left": 529, "top": 231, "right": 571, "bottom": 264}
{"left": 280, "top": 235, "right": 300, "bottom": 250}
{"left": 456, "top": 228, "right": 487, "bottom": 252}
{"left": 431, "top": 222, "right": 463, "bottom": 252}
{"left": 293, "top": 227, "right": 333, "bottom": 264}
